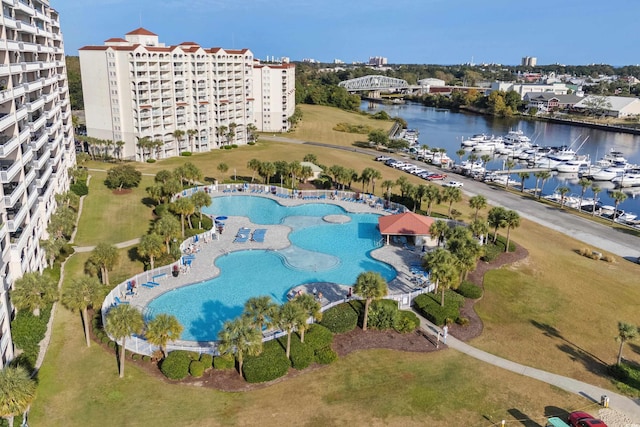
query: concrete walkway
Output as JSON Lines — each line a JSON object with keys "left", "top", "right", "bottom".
{"left": 412, "top": 309, "right": 640, "bottom": 423}
{"left": 73, "top": 237, "right": 140, "bottom": 253}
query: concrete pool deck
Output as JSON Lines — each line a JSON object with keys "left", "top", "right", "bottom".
{"left": 126, "top": 192, "right": 430, "bottom": 314}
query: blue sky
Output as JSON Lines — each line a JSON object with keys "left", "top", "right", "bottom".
{"left": 54, "top": 0, "right": 640, "bottom": 66}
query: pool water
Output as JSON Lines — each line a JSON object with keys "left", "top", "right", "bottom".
{"left": 146, "top": 196, "right": 397, "bottom": 341}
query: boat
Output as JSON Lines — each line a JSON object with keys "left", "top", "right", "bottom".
{"left": 473, "top": 136, "right": 504, "bottom": 152}
{"left": 556, "top": 159, "right": 591, "bottom": 173}
{"left": 461, "top": 134, "right": 490, "bottom": 147}
{"left": 612, "top": 173, "right": 640, "bottom": 188}
{"left": 503, "top": 129, "right": 531, "bottom": 145}
{"left": 588, "top": 166, "right": 626, "bottom": 181}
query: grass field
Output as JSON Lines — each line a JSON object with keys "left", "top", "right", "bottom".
{"left": 29, "top": 104, "right": 640, "bottom": 425}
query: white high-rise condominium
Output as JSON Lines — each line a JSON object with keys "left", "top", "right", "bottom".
{"left": 0, "top": 0, "right": 76, "bottom": 366}
{"left": 79, "top": 28, "right": 296, "bottom": 161}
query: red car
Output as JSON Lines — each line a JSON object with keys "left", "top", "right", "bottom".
{"left": 568, "top": 412, "right": 607, "bottom": 427}
{"left": 426, "top": 173, "right": 446, "bottom": 181}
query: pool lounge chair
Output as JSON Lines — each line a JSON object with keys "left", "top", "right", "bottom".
{"left": 114, "top": 296, "right": 129, "bottom": 305}
{"left": 234, "top": 228, "right": 251, "bottom": 243}
{"left": 252, "top": 229, "right": 267, "bottom": 243}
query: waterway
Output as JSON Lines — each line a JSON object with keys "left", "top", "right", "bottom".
{"left": 363, "top": 101, "right": 640, "bottom": 216}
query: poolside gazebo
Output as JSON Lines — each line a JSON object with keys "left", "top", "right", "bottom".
{"left": 377, "top": 212, "right": 437, "bottom": 247}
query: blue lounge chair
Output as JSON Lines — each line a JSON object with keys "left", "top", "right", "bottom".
{"left": 141, "top": 282, "right": 155, "bottom": 289}
{"left": 114, "top": 296, "right": 129, "bottom": 305}
{"left": 234, "top": 228, "right": 251, "bottom": 243}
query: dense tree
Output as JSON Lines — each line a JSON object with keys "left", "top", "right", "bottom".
{"left": 105, "top": 304, "right": 145, "bottom": 378}
{"left": 422, "top": 248, "right": 459, "bottom": 306}
{"left": 138, "top": 233, "right": 166, "bottom": 270}
{"left": 488, "top": 206, "right": 507, "bottom": 243}
{"left": 446, "top": 226, "right": 483, "bottom": 281}
{"left": 104, "top": 164, "right": 142, "bottom": 190}
{"left": 368, "top": 129, "right": 389, "bottom": 148}
{"left": 293, "top": 293, "right": 322, "bottom": 343}
{"left": 469, "top": 195, "right": 487, "bottom": 221}
{"left": 243, "top": 296, "right": 278, "bottom": 333}
{"left": 353, "top": 272, "right": 388, "bottom": 331}
{"left": 429, "top": 219, "right": 449, "bottom": 247}
{"left": 61, "top": 276, "right": 104, "bottom": 347}
{"left": 441, "top": 186, "right": 462, "bottom": 218}
{"left": 154, "top": 214, "right": 182, "bottom": 253}
{"left": 170, "top": 197, "right": 195, "bottom": 237}
{"left": 145, "top": 314, "right": 184, "bottom": 358}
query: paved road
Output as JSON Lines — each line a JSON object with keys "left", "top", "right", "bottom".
{"left": 265, "top": 135, "right": 640, "bottom": 261}
{"left": 412, "top": 310, "right": 640, "bottom": 423}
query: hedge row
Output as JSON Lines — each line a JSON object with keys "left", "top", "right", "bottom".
{"left": 243, "top": 340, "right": 290, "bottom": 383}
{"left": 455, "top": 281, "right": 483, "bottom": 299}
{"left": 10, "top": 305, "right": 52, "bottom": 368}
{"left": 413, "top": 291, "right": 463, "bottom": 326}
{"left": 319, "top": 302, "right": 358, "bottom": 333}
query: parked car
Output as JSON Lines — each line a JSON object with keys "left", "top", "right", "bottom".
{"left": 425, "top": 173, "right": 446, "bottom": 181}
{"left": 568, "top": 412, "right": 607, "bottom": 427}
{"left": 376, "top": 155, "right": 391, "bottom": 162}
{"left": 443, "top": 180, "right": 463, "bottom": 188}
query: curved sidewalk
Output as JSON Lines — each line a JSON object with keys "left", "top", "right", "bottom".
{"left": 412, "top": 310, "right": 640, "bottom": 423}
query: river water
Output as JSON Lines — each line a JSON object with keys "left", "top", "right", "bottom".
{"left": 363, "top": 101, "right": 640, "bottom": 216}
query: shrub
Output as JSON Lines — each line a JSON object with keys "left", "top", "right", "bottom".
{"left": 189, "top": 360, "right": 205, "bottom": 377}
{"left": 132, "top": 354, "right": 141, "bottom": 361}
{"left": 455, "top": 281, "right": 483, "bottom": 299}
{"left": 319, "top": 302, "right": 358, "bottom": 333}
{"left": 101, "top": 335, "right": 110, "bottom": 344}
{"left": 413, "top": 292, "right": 461, "bottom": 326}
{"left": 394, "top": 310, "right": 420, "bottom": 333}
{"left": 284, "top": 336, "right": 314, "bottom": 370}
{"left": 579, "top": 247, "right": 591, "bottom": 256}
{"left": 70, "top": 181, "right": 89, "bottom": 196}
{"left": 231, "top": 144, "right": 238, "bottom": 149}
{"left": 160, "top": 350, "right": 193, "bottom": 380}
{"left": 10, "top": 306, "right": 51, "bottom": 367}
{"left": 243, "top": 340, "right": 289, "bottom": 383}
{"left": 456, "top": 317, "right": 470, "bottom": 326}
{"left": 213, "top": 353, "right": 235, "bottom": 370}
{"left": 108, "top": 341, "right": 117, "bottom": 349}
{"left": 602, "top": 254, "right": 615, "bottom": 263}
{"left": 315, "top": 346, "right": 338, "bottom": 364}
{"left": 147, "top": 159, "right": 156, "bottom": 163}
{"left": 303, "top": 324, "right": 333, "bottom": 350}
{"left": 247, "top": 141, "right": 256, "bottom": 146}
{"left": 180, "top": 151, "right": 192, "bottom": 156}
{"left": 367, "top": 299, "right": 398, "bottom": 330}
{"left": 223, "top": 145, "right": 232, "bottom": 150}
{"left": 142, "top": 355, "right": 152, "bottom": 362}
{"left": 590, "top": 252, "right": 602, "bottom": 260}
{"left": 199, "top": 353, "right": 213, "bottom": 369}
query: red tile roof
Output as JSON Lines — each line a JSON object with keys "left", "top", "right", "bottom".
{"left": 126, "top": 27, "right": 157, "bottom": 36}
{"left": 104, "top": 37, "right": 127, "bottom": 43}
{"left": 378, "top": 212, "right": 434, "bottom": 236}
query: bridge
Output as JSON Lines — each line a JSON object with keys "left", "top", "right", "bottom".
{"left": 338, "top": 75, "right": 409, "bottom": 98}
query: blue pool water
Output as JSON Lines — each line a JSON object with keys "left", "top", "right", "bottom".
{"left": 146, "top": 196, "right": 397, "bottom": 341}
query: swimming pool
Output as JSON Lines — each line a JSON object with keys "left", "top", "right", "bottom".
{"left": 146, "top": 196, "right": 397, "bottom": 341}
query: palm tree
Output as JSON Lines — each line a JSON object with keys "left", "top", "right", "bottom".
{"left": 138, "top": 233, "right": 166, "bottom": 270}
{"left": 61, "top": 277, "right": 104, "bottom": 347}
{"left": 381, "top": 180, "right": 395, "bottom": 202}
{"left": 228, "top": 122, "right": 238, "bottom": 145}
{"left": 40, "top": 237, "right": 63, "bottom": 268}
{"left": 187, "top": 129, "right": 198, "bottom": 152}
{"left": 578, "top": 177, "right": 591, "bottom": 211}
{"left": 615, "top": 321, "right": 638, "bottom": 365}
{"left": 429, "top": 219, "right": 449, "bottom": 247}
{"left": 154, "top": 214, "right": 181, "bottom": 253}
{"left": 259, "top": 162, "right": 276, "bottom": 185}
{"left": 145, "top": 314, "right": 184, "bottom": 358}
{"left": 423, "top": 184, "right": 440, "bottom": 215}
{"left": 469, "top": 218, "right": 489, "bottom": 245}
{"left": 480, "top": 154, "right": 492, "bottom": 168}
{"left": 246, "top": 123, "right": 258, "bottom": 143}
{"left": 503, "top": 210, "right": 521, "bottom": 252}
{"left": 353, "top": 271, "right": 388, "bottom": 331}
{"left": 360, "top": 167, "right": 374, "bottom": 192}
{"left": 217, "top": 317, "right": 263, "bottom": 378}
{"left": 533, "top": 171, "right": 544, "bottom": 198}
{"left": 488, "top": 206, "right": 507, "bottom": 243}
{"left": 517, "top": 172, "right": 530, "bottom": 192}
{"left": 504, "top": 159, "right": 516, "bottom": 180}
{"left": 396, "top": 176, "right": 410, "bottom": 197}
{"left": 414, "top": 184, "right": 427, "bottom": 212}
{"left": 191, "top": 191, "right": 212, "bottom": 223}
{"left": 455, "top": 149, "right": 466, "bottom": 163}
{"left": 293, "top": 293, "right": 322, "bottom": 343}
{"left": 611, "top": 190, "right": 628, "bottom": 222}
{"left": 441, "top": 186, "right": 462, "bottom": 218}
{"left": 105, "top": 304, "right": 145, "bottom": 378}
{"left": 0, "top": 366, "right": 36, "bottom": 427}
{"left": 170, "top": 197, "right": 195, "bottom": 237}
{"left": 370, "top": 169, "right": 382, "bottom": 195}
{"left": 422, "top": 248, "right": 459, "bottom": 306}
{"left": 537, "top": 171, "right": 551, "bottom": 200}
{"left": 468, "top": 194, "right": 487, "bottom": 221}
{"left": 11, "top": 272, "right": 57, "bottom": 316}
{"left": 217, "top": 162, "right": 229, "bottom": 181}
{"left": 216, "top": 125, "right": 228, "bottom": 147}
{"left": 557, "top": 186, "right": 570, "bottom": 209}
{"left": 243, "top": 296, "right": 278, "bottom": 332}
{"left": 115, "top": 140, "right": 125, "bottom": 161}
{"left": 247, "top": 159, "right": 262, "bottom": 183}
{"left": 446, "top": 227, "right": 483, "bottom": 281}
{"left": 591, "top": 184, "right": 602, "bottom": 217}
{"left": 276, "top": 301, "right": 306, "bottom": 359}
{"left": 88, "top": 243, "right": 119, "bottom": 285}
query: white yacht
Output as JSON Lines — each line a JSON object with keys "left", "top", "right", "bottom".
{"left": 588, "top": 166, "right": 626, "bottom": 181}
{"left": 503, "top": 129, "right": 531, "bottom": 145}
{"left": 612, "top": 173, "right": 640, "bottom": 188}
{"left": 556, "top": 159, "right": 591, "bottom": 173}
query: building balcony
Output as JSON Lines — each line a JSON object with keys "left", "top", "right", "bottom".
{"left": 0, "top": 160, "right": 21, "bottom": 183}
{"left": 3, "top": 181, "right": 25, "bottom": 209}
{"left": 29, "top": 114, "right": 47, "bottom": 132}
{"left": 16, "top": 21, "right": 37, "bottom": 35}
{"left": 35, "top": 164, "right": 52, "bottom": 188}
{"left": 26, "top": 98, "right": 45, "bottom": 112}
{"left": 29, "top": 132, "right": 47, "bottom": 151}
{"left": 34, "top": 147, "right": 51, "bottom": 170}
{"left": 0, "top": 113, "right": 14, "bottom": 133}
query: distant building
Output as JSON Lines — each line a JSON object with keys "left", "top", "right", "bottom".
{"left": 418, "top": 78, "right": 446, "bottom": 87}
{"left": 489, "top": 82, "right": 569, "bottom": 99}
{"left": 523, "top": 92, "right": 584, "bottom": 112}
{"left": 573, "top": 96, "right": 640, "bottom": 118}
{"left": 521, "top": 56, "right": 537, "bottom": 67}
{"left": 333, "top": 59, "right": 344, "bottom": 64}
{"left": 368, "top": 56, "right": 388, "bottom": 66}
{"left": 79, "top": 28, "right": 296, "bottom": 160}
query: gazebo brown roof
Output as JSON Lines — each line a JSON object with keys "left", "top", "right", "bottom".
{"left": 378, "top": 212, "right": 434, "bottom": 236}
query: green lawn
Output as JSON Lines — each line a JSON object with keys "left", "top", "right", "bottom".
{"left": 30, "top": 104, "right": 640, "bottom": 425}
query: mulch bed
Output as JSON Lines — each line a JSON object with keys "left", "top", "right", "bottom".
{"left": 97, "top": 243, "right": 529, "bottom": 391}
